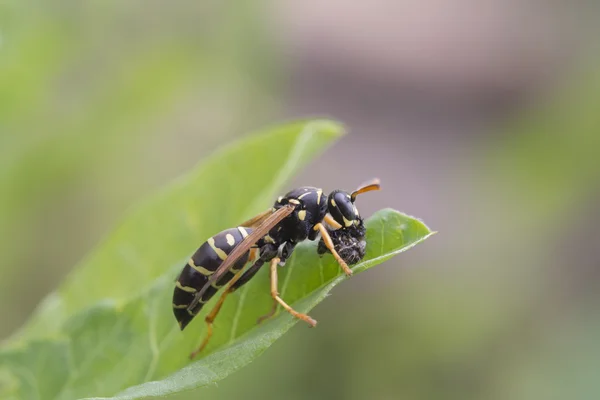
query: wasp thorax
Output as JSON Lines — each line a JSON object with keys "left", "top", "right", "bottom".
{"left": 328, "top": 190, "right": 360, "bottom": 228}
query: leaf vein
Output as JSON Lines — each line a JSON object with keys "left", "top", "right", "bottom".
{"left": 229, "top": 284, "right": 249, "bottom": 343}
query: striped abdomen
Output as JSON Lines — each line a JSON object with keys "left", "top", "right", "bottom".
{"left": 173, "top": 226, "right": 252, "bottom": 330}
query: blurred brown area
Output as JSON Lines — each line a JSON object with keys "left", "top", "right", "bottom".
{"left": 2, "top": 1, "right": 600, "bottom": 399}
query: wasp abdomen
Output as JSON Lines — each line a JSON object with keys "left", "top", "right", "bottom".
{"left": 173, "top": 226, "right": 252, "bottom": 330}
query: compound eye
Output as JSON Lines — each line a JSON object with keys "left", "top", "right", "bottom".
{"left": 329, "top": 191, "right": 356, "bottom": 227}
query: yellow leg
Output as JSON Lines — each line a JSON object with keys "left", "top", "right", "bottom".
{"left": 324, "top": 214, "right": 343, "bottom": 229}
{"left": 189, "top": 269, "right": 245, "bottom": 359}
{"left": 316, "top": 223, "right": 353, "bottom": 276}
{"left": 268, "top": 257, "right": 317, "bottom": 327}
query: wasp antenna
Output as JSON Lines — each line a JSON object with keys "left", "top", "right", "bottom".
{"left": 351, "top": 178, "right": 381, "bottom": 201}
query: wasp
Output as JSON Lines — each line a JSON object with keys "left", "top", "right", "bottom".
{"left": 173, "top": 179, "right": 381, "bottom": 358}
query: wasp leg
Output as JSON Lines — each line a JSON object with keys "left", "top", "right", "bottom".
{"left": 189, "top": 268, "right": 246, "bottom": 359}
{"left": 323, "top": 214, "right": 343, "bottom": 229}
{"left": 268, "top": 257, "right": 317, "bottom": 327}
{"left": 230, "top": 256, "right": 265, "bottom": 291}
{"left": 257, "top": 298, "right": 278, "bottom": 325}
{"left": 190, "top": 248, "right": 268, "bottom": 359}
{"left": 230, "top": 241, "right": 280, "bottom": 291}
{"left": 231, "top": 246, "right": 278, "bottom": 324}
{"left": 315, "top": 223, "right": 353, "bottom": 276}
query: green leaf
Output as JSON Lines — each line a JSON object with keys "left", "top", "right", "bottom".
{"left": 0, "top": 210, "right": 432, "bottom": 400}
{"left": 12, "top": 119, "right": 342, "bottom": 341}
{"left": 0, "top": 121, "right": 434, "bottom": 399}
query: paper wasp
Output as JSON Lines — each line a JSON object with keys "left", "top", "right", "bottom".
{"left": 173, "top": 179, "right": 380, "bottom": 358}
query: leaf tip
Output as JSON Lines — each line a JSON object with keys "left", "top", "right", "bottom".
{"left": 301, "top": 119, "right": 346, "bottom": 139}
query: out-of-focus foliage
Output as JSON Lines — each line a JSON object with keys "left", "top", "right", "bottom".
{"left": 0, "top": 1, "right": 276, "bottom": 338}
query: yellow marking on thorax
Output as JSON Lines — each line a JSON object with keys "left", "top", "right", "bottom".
{"left": 354, "top": 205, "right": 359, "bottom": 216}
{"left": 207, "top": 237, "right": 228, "bottom": 260}
{"left": 317, "top": 189, "right": 323, "bottom": 204}
{"left": 176, "top": 281, "right": 197, "bottom": 293}
{"left": 238, "top": 226, "right": 249, "bottom": 238}
{"left": 343, "top": 216, "right": 354, "bottom": 227}
{"left": 225, "top": 233, "right": 236, "bottom": 246}
{"left": 298, "top": 191, "right": 312, "bottom": 199}
{"left": 277, "top": 196, "right": 283, "bottom": 203}
{"left": 330, "top": 198, "right": 337, "bottom": 207}
{"left": 298, "top": 210, "right": 307, "bottom": 221}
{"left": 188, "top": 259, "right": 214, "bottom": 276}
{"left": 288, "top": 198, "right": 300, "bottom": 205}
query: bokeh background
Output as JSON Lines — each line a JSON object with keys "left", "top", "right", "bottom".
{"left": 2, "top": 2, "right": 600, "bottom": 399}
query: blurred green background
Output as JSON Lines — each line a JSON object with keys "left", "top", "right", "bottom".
{"left": 2, "top": 2, "right": 600, "bottom": 399}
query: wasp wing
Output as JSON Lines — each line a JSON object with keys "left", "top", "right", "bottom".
{"left": 187, "top": 204, "right": 295, "bottom": 311}
{"left": 238, "top": 208, "right": 275, "bottom": 228}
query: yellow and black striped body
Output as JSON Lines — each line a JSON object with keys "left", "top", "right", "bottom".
{"left": 173, "top": 182, "right": 379, "bottom": 333}
{"left": 173, "top": 226, "right": 253, "bottom": 330}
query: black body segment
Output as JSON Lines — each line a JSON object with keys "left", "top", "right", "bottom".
{"left": 173, "top": 226, "right": 253, "bottom": 330}
{"left": 272, "top": 186, "right": 328, "bottom": 243}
